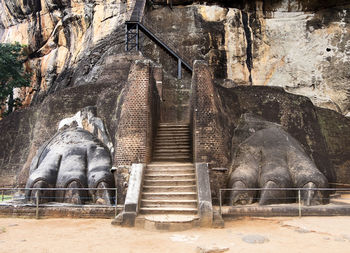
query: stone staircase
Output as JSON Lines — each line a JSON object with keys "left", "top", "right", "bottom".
{"left": 137, "top": 162, "right": 199, "bottom": 230}
{"left": 152, "top": 123, "right": 191, "bottom": 162}
{"left": 140, "top": 162, "right": 197, "bottom": 215}
{"left": 136, "top": 123, "right": 199, "bottom": 230}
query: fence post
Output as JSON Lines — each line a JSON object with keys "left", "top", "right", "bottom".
{"left": 298, "top": 190, "right": 301, "bottom": 218}
{"left": 219, "top": 189, "right": 222, "bottom": 216}
{"left": 115, "top": 188, "right": 118, "bottom": 217}
{"left": 35, "top": 191, "right": 40, "bottom": 219}
{"left": 1, "top": 190, "right": 4, "bottom": 202}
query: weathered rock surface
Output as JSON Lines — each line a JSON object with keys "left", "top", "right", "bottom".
{"left": 0, "top": 0, "right": 131, "bottom": 104}
{"left": 203, "top": 85, "right": 337, "bottom": 201}
{"left": 1, "top": 0, "right": 350, "bottom": 114}
{"left": 242, "top": 234, "right": 269, "bottom": 244}
{"left": 0, "top": 72, "right": 126, "bottom": 187}
{"left": 316, "top": 108, "right": 350, "bottom": 186}
{"left": 142, "top": 1, "right": 350, "bottom": 115}
{"left": 216, "top": 85, "right": 336, "bottom": 184}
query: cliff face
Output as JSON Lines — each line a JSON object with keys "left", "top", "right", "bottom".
{"left": 1, "top": 0, "right": 350, "bottom": 115}
{"left": 142, "top": 1, "right": 350, "bottom": 115}
{"left": 0, "top": 0, "right": 131, "bottom": 104}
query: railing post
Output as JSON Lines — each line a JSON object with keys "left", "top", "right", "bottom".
{"left": 177, "top": 58, "right": 182, "bottom": 79}
{"left": 298, "top": 189, "right": 301, "bottom": 218}
{"left": 219, "top": 189, "right": 222, "bottom": 216}
{"left": 115, "top": 188, "right": 118, "bottom": 217}
{"left": 136, "top": 24, "right": 139, "bottom": 51}
{"left": 35, "top": 191, "right": 40, "bottom": 219}
{"left": 125, "top": 24, "right": 128, "bottom": 52}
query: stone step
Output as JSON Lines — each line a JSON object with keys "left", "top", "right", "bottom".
{"left": 144, "top": 173, "right": 196, "bottom": 180}
{"left": 154, "top": 149, "right": 191, "bottom": 153}
{"left": 153, "top": 154, "right": 191, "bottom": 158}
{"left": 153, "top": 153, "right": 191, "bottom": 157}
{"left": 145, "top": 169, "right": 195, "bottom": 177}
{"left": 157, "top": 130, "right": 189, "bottom": 134}
{"left": 135, "top": 214, "right": 200, "bottom": 231}
{"left": 153, "top": 145, "right": 190, "bottom": 149}
{"left": 159, "top": 124, "right": 189, "bottom": 127}
{"left": 143, "top": 185, "right": 197, "bottom": 192}
{"left": 158, "top": 125, "right": 189, "bottom": 128}
{"left": 147, "top": 163, "right": 194, "bottom": 168}
{"left": 144, "top": 179, "right": 196, "bottom": 186}
{"left": 156, "top": 133, "right": 190, "bottom": 140}
{"left": 140, "top": 207, "right": 198, "bottom": 215}
{"left": 141, "top": 199, "right": 197, "bottom": 208}
{"left": 157, "top": 129, "right": 190, "bottom": 133}
{"left": 153, "top": 158, "right": 191, "bottom": 162}
{"left": 146, "top": 168, "right": 195, "bottom": 173}
{"left": 153, "top": 154, "right": 191, "bottom": 157}
{"left": 142, "top": 192, "right": 197, "bottom": 200}
{"left": 157, "top": 133, "right": 190, "bottom": 137}
{"left": 155, "top": 142, "right": 190, "bottom": 146}
{"left": 152, "top": 157, "right": 191, "bottom": 161}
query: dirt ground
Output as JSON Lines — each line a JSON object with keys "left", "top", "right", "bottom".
{"left": 1, "top": 216, "right": 350, "bottom": 253}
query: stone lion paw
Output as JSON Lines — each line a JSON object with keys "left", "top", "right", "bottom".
{"left": 228, "top": 114, "right": 329, "bottom": 206}
{"left": 25, "top": 128, "right": 114, "bottom": 205}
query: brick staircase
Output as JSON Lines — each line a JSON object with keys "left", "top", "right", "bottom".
{"left": 152, "top": 123, "right": 191, "bottom": 162}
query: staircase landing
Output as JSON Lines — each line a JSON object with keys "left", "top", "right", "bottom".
{"left": 135, "top": 214, "right": 200, "bottom": 231}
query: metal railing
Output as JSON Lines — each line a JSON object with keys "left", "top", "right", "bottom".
{"left": 0, "top": 187, "right": 118, "bottom": 219}
{"left": 126, "top": 5, "right": 194, "bottom": 77}
{"left": 141, "top": 14, "right": 193, "bottom": 69}
{"left": 219, "top": 188, "right": 350, "bottom": 217}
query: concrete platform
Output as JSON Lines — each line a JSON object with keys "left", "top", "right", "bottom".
{"left": 135, "top": 214, "right": 200, "bottom": 231}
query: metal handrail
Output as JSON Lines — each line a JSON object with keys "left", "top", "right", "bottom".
{"left": 218, "top": 187, "right": 347, "bottom": 218}
{"left": 0, "top": 187, "right": 119, "bottom": 219}
{"left": 126, "top": 2, "right": 193, "bottom": 73}
{"left": 141, "top": 15, "right": 193, "bottom": 68}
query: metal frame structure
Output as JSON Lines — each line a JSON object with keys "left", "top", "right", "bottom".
{"left": 125, "top": 21, "right": 193, "bottom": 79}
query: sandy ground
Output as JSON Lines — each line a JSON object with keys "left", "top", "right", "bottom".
{"left": 1, "top": 217, "right": 350, "bottom": 253}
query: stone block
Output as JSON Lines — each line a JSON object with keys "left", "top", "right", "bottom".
{"left": 196, "top": 163, "right": 213, "bottom": 227}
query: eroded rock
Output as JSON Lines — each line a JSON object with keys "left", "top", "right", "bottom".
{"left": 242, "top": 234, "right": 269, "bottom": 244}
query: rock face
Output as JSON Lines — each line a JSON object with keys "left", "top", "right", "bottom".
{"left": 142, "top": 1, "right": 350, "bottom": 115}
{"left": 0, "top": 0, "right": 131, "bottom": 104}
{"left": 1, "top": 0, "right": 350, "bottom": 114}
{"left": 316, "top": 108, "right": 350, "bottom": 186}
{"left": 200, "top": 84, "right": 337, "bottom": 201}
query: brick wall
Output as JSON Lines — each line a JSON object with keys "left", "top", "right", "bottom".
{"left": 191, "top": 61, "right": 230, "bottom": 201}
{"left": 191, "top": 60, "right": 229, "bottom": 167}
{"left": 115, "top": 60, "right": 159, "bottom": 166}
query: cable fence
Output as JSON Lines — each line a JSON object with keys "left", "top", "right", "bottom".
{"left": 219, "top": 188, "right": 350, "bottom": 217}
{"left": 0, "top": 187, "right": 119, "bottom": 219}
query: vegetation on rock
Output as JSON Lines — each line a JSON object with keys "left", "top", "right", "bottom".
{"left": 0, "top": 43, "right": 30, "bottom": 116}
